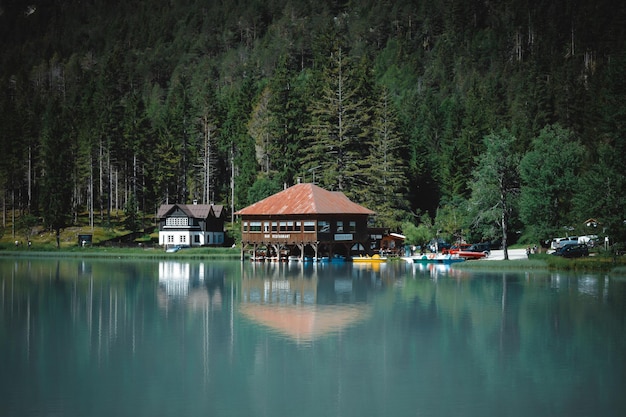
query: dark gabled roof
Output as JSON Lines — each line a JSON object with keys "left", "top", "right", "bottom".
{"left": 235, "top": 183, "right": 375, "bottom": 216}
{"left": 211, "top": 205, "right": 224, "bottom": 218}
{"left": 157, "top": 203, "right": 224, "bottom": 219}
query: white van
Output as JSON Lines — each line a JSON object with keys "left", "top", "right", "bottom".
{"left": 578, "top": 235, "right": 597, "bottom": 246}
{"left": 551, "top": 237, "right": 579, "bottom": 250}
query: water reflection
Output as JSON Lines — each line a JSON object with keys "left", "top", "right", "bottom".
{"left": 546, "top": 271, "right": 612, "bottom": 299}
{"left": 239, "top": 263, "right": 370, "bottom": 344}
{"left": 408, "top": 261, "right": 470, "bottom": 279}
{"left": 157, "top": 261, "right": 225, "bottom": 312}
{"left": 2, "top": 258, "right": 626, "bottom": 417}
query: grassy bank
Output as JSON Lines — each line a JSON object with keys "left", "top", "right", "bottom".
{"left": 0, "top": 245, "right": 243, "bottom": 260}
{"left": 457, "top": 252, "right": 626, "bottom": 275}
{"left": 455, "top": 258, "right": 549, "bottom": 271}
{"left": 4, "top": 236, "right": 626, "bottom": 275}
{"left": 0, "top": 213, "right": 242, "bottom": 260}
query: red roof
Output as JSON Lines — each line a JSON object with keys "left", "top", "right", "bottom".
{"left": 235, "top": 183, "right": 375, "bottom": 216}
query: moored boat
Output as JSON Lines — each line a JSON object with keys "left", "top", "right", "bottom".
{"left": 351, "top": 254, "right": 387, "bottom": 263}
{"left": 404, "top": 253, "right": 465, "bottom": 264}
{"left": 320, "top": 254, "right": 347, "bottom": 263}
{"left": 446, "top": 244, "right": 488, "bottom": 260}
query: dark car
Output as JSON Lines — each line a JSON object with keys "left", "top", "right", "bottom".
{"left": 466, "top": 243, "right": 491, "bottom": 255}
{"left": 552, "top": 243, "right": 589, "bottom": 258}
{"left": 428, "top": 239, "right": 452, "bottom": 252}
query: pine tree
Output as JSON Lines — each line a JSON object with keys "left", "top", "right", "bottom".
{"left": 267, "top": 56, "right": 308, "bottom": 186}
{"left": 301, "top": 46, "right": 370, "bottom": 194}
{"left": 362, "top": 86, "right": 410, "bottom": 229}
{"left": 40, "top": 101, "right": 74, "bottom": 248}
{"left": 248, "top": 87, "right": 273, "bottom": 175}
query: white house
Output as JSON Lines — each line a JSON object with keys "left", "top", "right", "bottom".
{"left": 157, "top": 202, "right": 225, "bottom": 248}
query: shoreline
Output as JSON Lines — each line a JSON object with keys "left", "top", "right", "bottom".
{"left": 0, "top": 247, "right": 243, "bottom": 261}
{"left": 3, "top": 247, "right": 626, "bottom": 275}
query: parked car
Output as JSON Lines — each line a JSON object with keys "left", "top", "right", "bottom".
{"left": 428, "top": 239, "right": 451, "bottom": 252}
{"left": 552, "top": 243, "right": 589, "bottom": 258}
{"left": 466, "top": 243, "right": 491, "bottom": 255}
{"left": 550, "top": 237, "right": 579, "bottom": 250}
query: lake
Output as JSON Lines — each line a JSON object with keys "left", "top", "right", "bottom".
{"left": 1, "top": 257, "right": 625, "bottom": 417}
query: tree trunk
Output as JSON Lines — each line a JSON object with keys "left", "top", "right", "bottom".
{"left": 89, "top": 155, "right": 94, "bottom": 229}
{"left": 501, "top": 187, "right": 509, "bottom": 260}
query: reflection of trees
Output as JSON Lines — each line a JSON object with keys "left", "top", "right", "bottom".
{"left": 387, "top": 270, "right": 626, "bottom": 415}
{"left": 2, "top": 260, "right": 626, "bottom": 416}
{"left": 4, "top": 259, "right": 245, "bottom": 416}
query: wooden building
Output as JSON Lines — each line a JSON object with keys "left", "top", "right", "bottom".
{"left": 157, "top": 202, "right": 225, "bottom": 248}
{"left": 235, "top": 183, "right": 375, "bottom": 261}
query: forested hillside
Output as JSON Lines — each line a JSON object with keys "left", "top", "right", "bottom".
{"left": 1, "top": 0, "right": 625, "bottom": 245}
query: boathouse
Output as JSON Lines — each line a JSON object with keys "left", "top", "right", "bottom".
{"left": 235, "top": 183, "right": 376, "bottom": 261}
{"left": 157, "top": 202, "right": 225, "bottom": 248}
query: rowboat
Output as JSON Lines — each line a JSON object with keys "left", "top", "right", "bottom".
{"left": 319, "top": 255, "right": 347, "bottom": 263}
{"left": 404, "top": 253, "right": 465, "bottom": 264}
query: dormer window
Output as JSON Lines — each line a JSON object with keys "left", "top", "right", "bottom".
{"left": 166, "top": 217, "right": 189, "bottom": 227}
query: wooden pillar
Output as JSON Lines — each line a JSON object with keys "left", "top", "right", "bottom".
{"left": 240, "top": 242, "right": 246, "bottom": 261}
{"left": 271, "top": 243, "right": 280, "bottom": 262}
{"left": 343, "top": 242, "right": 351, "bottom": 254}
{"left": 297, "top": 243, "right": 305, "bottom": 261}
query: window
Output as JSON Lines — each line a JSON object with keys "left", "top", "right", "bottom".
{"left": 167, "top": 235, "right": 174, "bottom": 243}
{"left": 287, "top": 221, "right": 294, "bottom": 232}
{"left": 271, "top": 222, "right": 278, "bottom": 232}
{"left": 304, "top": 221, "right": 315, "bottom": 232}
{"left": 318, "top": 221, "right": 330, "bottom": 232}
{"left": 279, "top": 221, "right": 287, "bottom": 231}
{"left": 349, "top": 221, "right": 356, "bottom": 232}
{"left": 295, "top": 221, "right": 302, "bottom": 232}
{"left": 166, "top": 217, "right": 188, "bottom": 227}
{"left": 194, "top": 235, "right": 200, "bottom": 243}
{"left": 264, "top": 222, "right": 270, "bottom": 233}
{"left": 250, "top": 222, "right": 262, "bottom": 232}
{"left": 243, "top": 222, "right": 248, "bottom": 232}
{"left": 180, "top": 235, "right": 187, "bottom": 243}
{"left": 336, "top": 221, "right": 344, "bottom": 232}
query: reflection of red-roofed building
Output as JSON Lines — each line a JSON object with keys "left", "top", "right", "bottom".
{"left": 240, "top": 304, "right": 368, "bottom": 344}
{"left": 239, "top": 273, "right": 369, "bottom": 344}
{"left": 235, "top": 183, "right": 376, "bottom": 260}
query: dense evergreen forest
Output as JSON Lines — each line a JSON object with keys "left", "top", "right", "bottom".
{"left": 1, "top": 0, "right": 625, "bottom": 247}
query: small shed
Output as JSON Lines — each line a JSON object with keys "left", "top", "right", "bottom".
{"left": 380, "top": 232, "right": 406, "bottom": 255}
{"left": 78, "top": 234, "right": 93, "bottom": 247}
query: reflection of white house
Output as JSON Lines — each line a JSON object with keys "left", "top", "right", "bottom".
{"left": 158, "top": 262, "right": 192, "bottom": 297}
{"left": 157, "top": 202, "right": 225, "bottom": 247}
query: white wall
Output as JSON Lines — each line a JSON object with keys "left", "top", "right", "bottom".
{"left": 160, "top": 231, "right": 225, "bottom": 247}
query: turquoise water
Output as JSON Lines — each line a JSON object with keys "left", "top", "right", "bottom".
{"left": 1, "top": 258, "right": 625, "bottom": 417}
